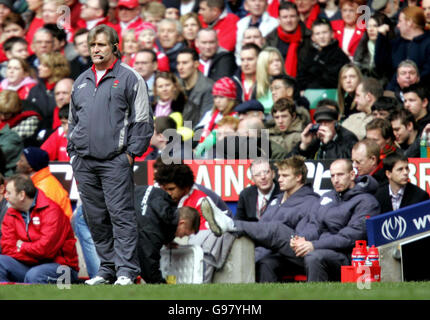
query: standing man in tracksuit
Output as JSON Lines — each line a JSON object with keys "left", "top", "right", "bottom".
{"left": 67, "top": 25, "right": 153, "bottom": 286}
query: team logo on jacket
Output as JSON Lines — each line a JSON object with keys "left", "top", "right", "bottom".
{"left": 381, "top": 216, "right": 407, "bottom": 241}
{"left": 77, "top": 83, "right": 87, "bottom": 89}
{"left": 32, "top": 217, "right": 40, "bottom": 225}
{"left": 113, "top": 80, "right": 119, "bottom": 88}
{"left": 320, "top": 197, "right": 332, "bottom": 205}
{"left": 270, "top": 199, "right": 277, "bottom": 206}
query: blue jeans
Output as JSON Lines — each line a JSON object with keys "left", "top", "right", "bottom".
{"left": 0, "top": 255, "right": 78, "bottom": 284}
{"left": 71, "top": 205, "right": 100, "bottom": 278}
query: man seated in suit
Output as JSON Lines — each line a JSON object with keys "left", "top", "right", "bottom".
{"left": 235, "top": 158, "right": 280, "bottom": 222}
{"left": 375, "top": 152, "right": 430, "bottom": 214}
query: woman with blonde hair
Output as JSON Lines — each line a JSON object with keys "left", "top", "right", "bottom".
{"left": 255, "top": 47, "right": 285, "bottom": 114}
{"left": 337, "top": 63, "right": 362, "bottom": 118}
{"left": 26, "top": 51, "right": 70, "bottom": 131}
{"left": 180, "top": 12, "right": 201, "bottom": 50}
{"left": 121, "top": 29, "right": 139, "bottom": 66}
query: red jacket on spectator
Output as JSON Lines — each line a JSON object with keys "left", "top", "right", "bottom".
{"left": 331, "top": 19, "right": 365, "bottom": 57}
{"left": 69, "top": 0, "right": 83, "bottom": 30}
{"left": 75, "top": 17, "right": 121, "bottom": 35}
{"left": 119, "top": 17, "right": 155, "bottom": 36}
{"left": 0, "top": 190, "right": 79, "bottom": 271}
{"left": 41, "top": 126, "right": 70, "bottom": 161}
{"left": 0, "top": 77, "right": 37, "bottom": 100}
{"left": 199, "top": 11, "right": 239, "bottom": 52}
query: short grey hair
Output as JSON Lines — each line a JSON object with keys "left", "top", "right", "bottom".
{"left": 397, "top": 59, "right": 420, "bottom": 77}
{"left": 158, "top": 18, "right": 183, "bottom": 35}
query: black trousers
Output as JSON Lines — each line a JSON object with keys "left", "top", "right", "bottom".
{"left": 235, "top": 220, "right": 350, "bottom": 282}
{"left": 72, "top": 153, "right": 140, "bottom": 280}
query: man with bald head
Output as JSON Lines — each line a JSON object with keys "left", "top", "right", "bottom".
{"left": 52, "top": 78, "right": 74, "bottom": 129}
{"left": 289, "top": 158, "right": 380, "bottom": 281}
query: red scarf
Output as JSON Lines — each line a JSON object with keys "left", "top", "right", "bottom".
{"left": 199, "top": 110, "right": 238, "bottom": 143}
{"left": 277, "top": 26, "right": 302, "bottom": 77}
{"left": 370, "top": 160, "right": 383, "bottom": 176}
{"left": 304, "top": 4, "right": 321, "bottom": 29}
{"left": 241, "top": 72, "right": 255, "bottom": 101}
{"left": 200, "top": 109, "right": 221, "bottom": 143}
{"left": 0, "top": 110, "right": 42, "bottom": 131}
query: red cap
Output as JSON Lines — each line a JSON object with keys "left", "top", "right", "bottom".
{"left": 118, "top": 0, "right": 139, "bottom": 9}
{"left": 212, "top": 77, "right": 237, "bottom": 100}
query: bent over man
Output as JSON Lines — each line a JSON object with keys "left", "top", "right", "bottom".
{"left": 67, "top": 25, "right": 153, "bottom": 285}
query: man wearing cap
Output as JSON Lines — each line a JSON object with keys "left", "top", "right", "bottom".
{"left": 163, "top": 0, "right": 181, "bottom": 20}
{"left": 117, "top": 0, "right": 154, "bottom": 35}
{"left": 15, "top": 147, "right": 73, "bottom": 219}
{"left": 195, "top": 28, "right": 237, "bottom": 82}
{"left": 235, "top": 99, "right": 265, "bottom": 122}
{"left": 290, "top": 106, "right": 358, "bottom": 159}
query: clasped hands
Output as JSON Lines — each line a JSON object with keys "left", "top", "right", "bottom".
{"left": 290, "top": 235, "right": 314, "bottom": 257}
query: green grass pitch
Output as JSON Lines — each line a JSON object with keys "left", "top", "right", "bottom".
{"left": 1, "top": 282, "right": 430, "bottom": 300}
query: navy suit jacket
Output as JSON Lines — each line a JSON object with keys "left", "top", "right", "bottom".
{"left": 234, "top": 182, "right": 281, "bottom": 221}
{"left": 374, "top": 182, "right": 430, "bottom": 214}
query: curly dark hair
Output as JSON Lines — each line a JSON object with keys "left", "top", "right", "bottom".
{"left": 154, "top": 163, "right": 195, "bottom": 189}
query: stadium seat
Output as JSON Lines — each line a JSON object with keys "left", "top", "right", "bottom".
{"left": 281, "top": 274, "right": 307, "bottom": 282}
{"left": 303, "top": 89, "right": 338, "bottom": 122}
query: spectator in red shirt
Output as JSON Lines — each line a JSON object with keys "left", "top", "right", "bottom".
{"left": 117, "top": 0, "right": 154, "bottom": 36}
{"left": 198, "top": 0, "right": 240, "bottom": 52}
{"left": 41, "top": 104, "right": 70, "bottom": 161}
{"left": 0, "top": 174, "right": 79, "bottom": 284}
{"left": 331, "top": 0, "right": 367, "bottom": 59}
{"left": 25, "top": 0, "right": 45, "bottom": 56}
{"left": 0, "top": 12, "right": 26, "bottom": 64}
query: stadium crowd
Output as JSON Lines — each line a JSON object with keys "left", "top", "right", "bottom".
{"left": 0, "top": 0, "right": 430, "bottom": 285}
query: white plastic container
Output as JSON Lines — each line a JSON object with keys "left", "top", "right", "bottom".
{"left": 160, "top": 245, "right": 204, "bottom": 284}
